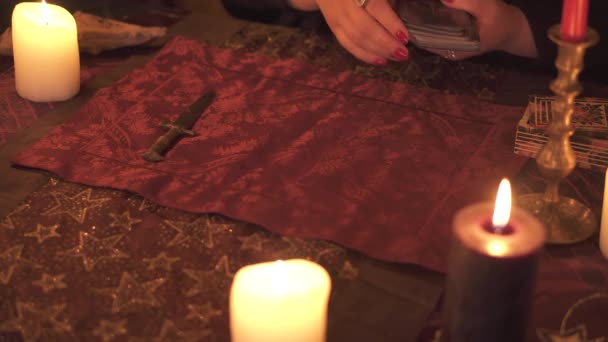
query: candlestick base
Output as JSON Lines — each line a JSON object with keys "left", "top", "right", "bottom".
{"left": 518, "top": 194, "right": 596, "bottom": 244}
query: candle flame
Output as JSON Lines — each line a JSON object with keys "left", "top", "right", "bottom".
{"left": 41, "top": 0, "right": 49, "bottom": 25}
{"left": 492, "top": 178, "right": 512, "bottom": 229}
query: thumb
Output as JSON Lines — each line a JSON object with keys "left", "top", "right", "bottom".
{"left": 440, "top": 0, "right": 488, "bottom": 18}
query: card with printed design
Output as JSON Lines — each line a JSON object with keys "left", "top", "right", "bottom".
{"left": 514, "top": 96, "right": 608, "bottom": 172}
{"left": 396, "top": 0, "right": 480, "bottom": 51}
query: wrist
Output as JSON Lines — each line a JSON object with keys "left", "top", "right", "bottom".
{"left": 499, "top": 4, "right": 538, "bottom": 58}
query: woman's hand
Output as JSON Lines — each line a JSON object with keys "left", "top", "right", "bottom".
{"left": 433, "top": 0, "right": 537, "bottom": 60}
{"left": 289, "top": 0, "right": 411, "bottom": 65}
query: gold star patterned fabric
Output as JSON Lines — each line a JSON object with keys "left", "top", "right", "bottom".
{"left": 0, "top": 179, "right": 357, "bottom": 341}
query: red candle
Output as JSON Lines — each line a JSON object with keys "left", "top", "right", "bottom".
{"left": 560, "top": 0, "right": 589, "bottom": 42}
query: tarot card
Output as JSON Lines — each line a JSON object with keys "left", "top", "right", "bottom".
{"left": 514, "top": 96, "right": 608, "bottom": 172}
{"left": 396, "top": 0, "right": 480, "bottom": 51}
{"left": 528, "top": 96, "right": 608, "bottom": 132}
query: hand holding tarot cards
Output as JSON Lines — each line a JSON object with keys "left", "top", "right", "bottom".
{"left": 396, "top": 0, "right": 480, "bottom": 52}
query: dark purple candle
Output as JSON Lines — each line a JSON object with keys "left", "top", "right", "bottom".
{"left": 442, "top": 179, "right": 546, "bottom": 342}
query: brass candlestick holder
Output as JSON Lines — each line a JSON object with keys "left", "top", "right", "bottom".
{"left": 518, "top": 25, "right": 599, "bottom": 244}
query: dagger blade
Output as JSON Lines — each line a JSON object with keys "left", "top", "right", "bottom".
{"left": 142, "top": 89, "right": 216, "bottom": 163}
{"left": 173, "top": 90, "right": 216, "bottom": 129}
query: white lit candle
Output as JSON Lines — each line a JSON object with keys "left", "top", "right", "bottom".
{"left": 600, "top": 168, "right": 608, "bottom": 258}
{"left": 442, "top": 179, "right": 546, "bottom": 342}
{"left": 230, "top": 259, "right": 331, "bottom": 342}
{"left": 12, "top": 0, "right": 80, "bottom": 102}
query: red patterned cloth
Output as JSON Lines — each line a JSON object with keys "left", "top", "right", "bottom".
{"left": 14, "top": 36, "right": 527, "bottom": 272}
{"left": 0, "top": 58, "right": 122, "bottom": 146}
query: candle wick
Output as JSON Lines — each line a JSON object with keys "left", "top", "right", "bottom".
{"left": 493, "top": 223, "right": 514, "bottom": 235}
{"left": 483, "top": 220, "right": 514, "bottom": 235}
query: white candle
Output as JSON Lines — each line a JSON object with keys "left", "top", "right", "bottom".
{"left": 600, "top": 168, "right": 608, "bottom": 258}
{"left": 12, "top": 1, "right": 79, "bottom": 102}
{"left": 230, "top": 259, "right": 331, "bottom": 342}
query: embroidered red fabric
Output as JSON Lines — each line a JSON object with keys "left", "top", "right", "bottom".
{"left": 14, "top": 37, "right": 527, "bottom": 272}
{"left": 0, "top": 59, "right": 122, "bottom": 145}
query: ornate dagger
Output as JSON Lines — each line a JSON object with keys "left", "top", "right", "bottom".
{"left": 142, "top": 90, "right": 215, "bottom": 163}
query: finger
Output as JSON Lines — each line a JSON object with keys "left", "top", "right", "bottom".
{"left": 365, "top": 0, "right": 410, "bottom": 44}
{"left": 347, "top": 6, "right": 410, "bottom": 61}
{"left": 334, "top": 29, "right": 388, "bottom": 66}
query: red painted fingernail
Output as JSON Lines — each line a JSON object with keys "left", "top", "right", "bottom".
{"left": 396, "top": 31, "right": 409, "bottom": 44}
{"left": 393, "top": 48, "right": 409, "bottom": 61}
{"left": 373, "top": 58, "right": 387, "bottom": 66}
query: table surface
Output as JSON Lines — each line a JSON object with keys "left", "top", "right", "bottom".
{"left": 0, "top": 2, "right": 607, "bottom": 341}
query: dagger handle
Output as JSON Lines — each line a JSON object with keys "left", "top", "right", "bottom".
{"left": 142, "top": 127, "right": 184, "bottom": 163}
